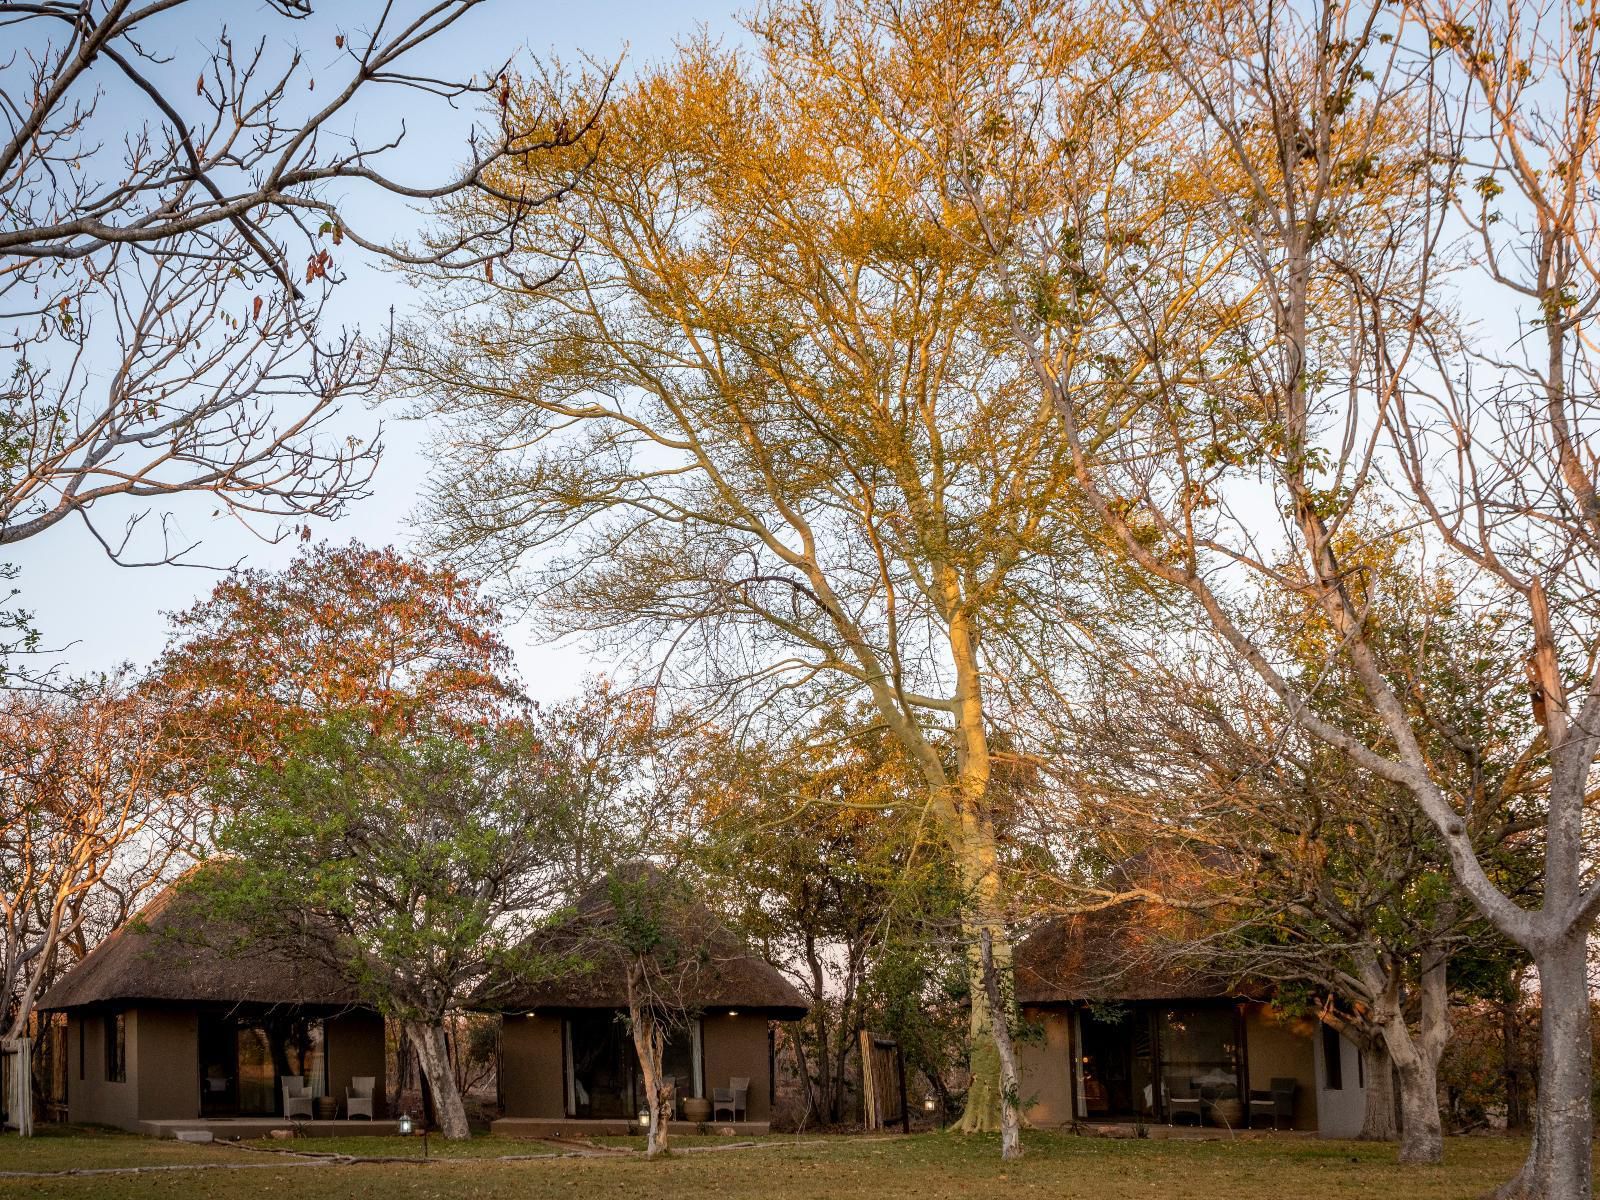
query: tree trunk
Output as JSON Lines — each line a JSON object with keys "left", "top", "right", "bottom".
{"left": 1528, "top": 932, "right": 1593, "bottom": 1200}
{"left": 1358, "top": 1041, "right": 1398, "bottom": 1142}
{"left": 631, "top": 1010, "right": 671, "bottom": 1158}
{"left": 1392, "top": 1049, "right": 1444, "bottom": 1166}
{"left": 979, "top": 928, "right": 1023, "bottom": 1160}
{"left": 954, "top": 821, "right": 1013, "bottom": 1136}
{"left": 403, "top": 1020, "right": 471, "bottom": 1140}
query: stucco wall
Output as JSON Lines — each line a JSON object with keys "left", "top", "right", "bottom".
{"left": 136, "top": 1007, "right": 198, "bottom": 1120}
{"left": 66, "top": 1010, "right": 139, "bottom": 1131}
{"left": 498, "top": 1011, "right": 778, "bottom": 1121}
{"left": 328, "top": 1011, "right": 387, "bottom": 1118}
{"left": 1019, "top": 1007, "right": 1075, "bottom": 1127}
{"left": 1314, "top": 1026, "right": 1367, "bottom": 1138}
{"left": 1243, "top": 1005, "right": 1318, "bottom": 1131}
{"left": 499, "top": 1013, "right": 565, "bottom": 1118}
{"left": 701, "top": 1012, "right": 772, "bottom": 1121}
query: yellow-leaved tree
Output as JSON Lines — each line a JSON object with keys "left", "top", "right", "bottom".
{"left": 393, "top": 4, "right": 1146, "bottom": 1146}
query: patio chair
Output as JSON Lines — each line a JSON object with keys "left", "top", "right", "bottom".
{"left": 281, "top": 1075, "right": 313, "bottom": 1120}
{"left": 712, "top": 1087, "right": 737, "bottom": 1121}
{"left": 729, "top": 1076, "right": 750, "bottom": 1121}
{"left": 1166, "top": 1077, "right": 1203, "bottom": 1126}
{"left": 346, "top": 1075, "right": 376, "bottom": 1120}
{"left": 1247, "top": 1078, "right": 1297, "bottom": 1131}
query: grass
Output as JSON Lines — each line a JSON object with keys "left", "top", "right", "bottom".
{"left": 238, "top": 1134, "right": 562, "bottom": 1158}
{"left": 0, "top": 1124, "right": 242, "bottom": 1173}
{"left": 0, "top": 1126, "right": 1549, "bottom": 1200}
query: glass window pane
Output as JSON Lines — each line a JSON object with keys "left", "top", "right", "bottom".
{"left": 1160, "top": 1006, "right": 1240, "bottom": 1103}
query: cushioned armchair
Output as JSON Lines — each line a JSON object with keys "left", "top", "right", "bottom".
{"left": 281, "top": 1076, "right": 313, "bottom": 1120}
{"left": 346, "top": 1075, "right": 376, "bottom": 1120}
{"left": 1248, "top": 1078, "right": 1297, "bottom": 1130}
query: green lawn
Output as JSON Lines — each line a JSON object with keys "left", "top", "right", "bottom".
{"left": 0, "top": 1127, "right": 1548, "bottom": 1199}
{"left": 240, "top": 1134, "right": 562, "bottom": 1159}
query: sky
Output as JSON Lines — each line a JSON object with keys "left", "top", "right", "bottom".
{"left": 9, "top": 0, "right": 748, "bottom": 698}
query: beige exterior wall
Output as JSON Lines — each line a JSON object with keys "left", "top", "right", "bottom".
{"left": 1019, "top": 1007, "right": 1076, "bottom": 1128}
{"left": 701, "top": 1012, "right": 773, "bottom": 1121}
{"left": 497, "top": 1010, "right": 778, "bottom": 1121}
{"left": 499, "top": 1013, "right": 565, "bottom": 1118}
{"left": 1013, "top": 1002, "right": 1325, "bottom": 1132}
{"left": 1244, "top": 1004, "right": 1319, "bottom": 1132}
{"left": 63, "top": 1005, "right": 386, "bottom": 1129}
{"left": 66, "top": 1010, "right": 141, "bottom": 1131}
{"left": 328, "top": 1011, "right": 387, "bottom": 1118}
{"left": 135, "top": 1007, "right": 199, "bottom": 1121}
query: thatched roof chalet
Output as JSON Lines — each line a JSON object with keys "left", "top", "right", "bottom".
{"left": 39, "top": 865, "right": 366, "bottom": 1011}
{"left": 475, "top": 865, "right": 807, "bottom": 1019}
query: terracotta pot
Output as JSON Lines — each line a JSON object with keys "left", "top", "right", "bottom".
{"left": 682, "top": 1097, "right": 711, "bottom": 1123}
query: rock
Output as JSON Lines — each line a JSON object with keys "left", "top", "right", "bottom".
{"left": 269, "top": 1128, "right": 295, "bottom": 1140}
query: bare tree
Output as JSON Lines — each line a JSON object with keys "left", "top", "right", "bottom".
{"left": 1064, "top": 614, "right": 1541, "bottom": 1161}
{"left": 938, "top": 0, "right": 1600, "bottom": 1192}
{"left": 1, "top": 0, "right": 601, "bottom": 561}
{"left": 0, "top": 679, "right": 202, "bottom": 1049}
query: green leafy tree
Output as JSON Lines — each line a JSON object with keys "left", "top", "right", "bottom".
{"left": 193, "top": 716, "right": 569, "bottom": 1139}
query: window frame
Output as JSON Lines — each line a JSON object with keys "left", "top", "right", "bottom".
{"left": 104, "top": 1011, "right": 126, "bottom": 1084}
{"left": 1321, "top": 1024, "right": 1343, "bottom": 1091}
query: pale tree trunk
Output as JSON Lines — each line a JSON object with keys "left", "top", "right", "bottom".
{"left": 938, "top": 585, "right": 1017, "bottom": 1142}
{"left": 979, "top": 928, "right": 1023, "bottom": 1160}
{"left": 1357, "top": 1039, "right": 1398, "bottom": 1142}
{"left": 402, "top": 1020, "right": 471, "bottom": 1140}
{"left": 1518, "top": 932, "right": 1593, "bottom": 1200}
{"left": 954, "top": 821, "right": 1014, "bottom": 1136}
{"left": 631, "top": 1008, "right": 671, "bottom": 1158}
{"left": 1362, "top": 952, "right": 1450, "bottom": 1166}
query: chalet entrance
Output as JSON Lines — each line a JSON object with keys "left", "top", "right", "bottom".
{"left": 198, "top": 1010, "right": 327, "bottom": 1117}
{"left": 562, "top": 1012, "right": 703, "bottom": 1119}
{"left": 1073, "top": 1001, "right": 1246, "bottom": 1123}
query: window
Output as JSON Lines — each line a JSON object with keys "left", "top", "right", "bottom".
{"left": 78, "top": 1019, "right": 84, "bottom": 1081}
{"left": 1321, "top": 1024, "right": 1343, "bottom": 1090}
{"left": 105, "top": 1012, "right": 126, "bottom": 1083}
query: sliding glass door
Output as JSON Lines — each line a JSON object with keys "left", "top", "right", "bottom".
{"left": 198, "top": 1011, "right": 327, "bottom": 1117}
{"left": 564, "top": 1011, "right": 703, "bottom": 1118}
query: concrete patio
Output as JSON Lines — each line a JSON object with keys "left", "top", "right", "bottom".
{"left": 138, "top": 1117, "right": 403, "bottom": 1140}
{"left": 490, "top": 1117, "right": 771, "bottom": 1138}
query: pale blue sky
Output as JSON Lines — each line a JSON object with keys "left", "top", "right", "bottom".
{"left": 10, "top": 0, "right": 747, "bottom": 696}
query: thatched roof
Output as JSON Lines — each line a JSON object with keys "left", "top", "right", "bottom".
{"left": 1014, "top": 907, "right": 1239, "bottom": 1004}
{"left": 39, "top": 866, "right": 367, "bottom": 1011}
{"left": 475, "top": 866, "right": 807, "bottom": 1018}
{"left": 1016, "top": 846, "right": 1251, "bottom": 1005}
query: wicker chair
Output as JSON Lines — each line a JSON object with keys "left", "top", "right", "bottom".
{"left": 346, "top": 1075, "right": 376, "bottom": 1120}
{"left": 281, "top": 1076, "right": 313, "bottom": 1120}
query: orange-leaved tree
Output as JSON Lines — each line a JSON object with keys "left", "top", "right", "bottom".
{"left": 153, "top": 541, "right": 523, "bottom": 763}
